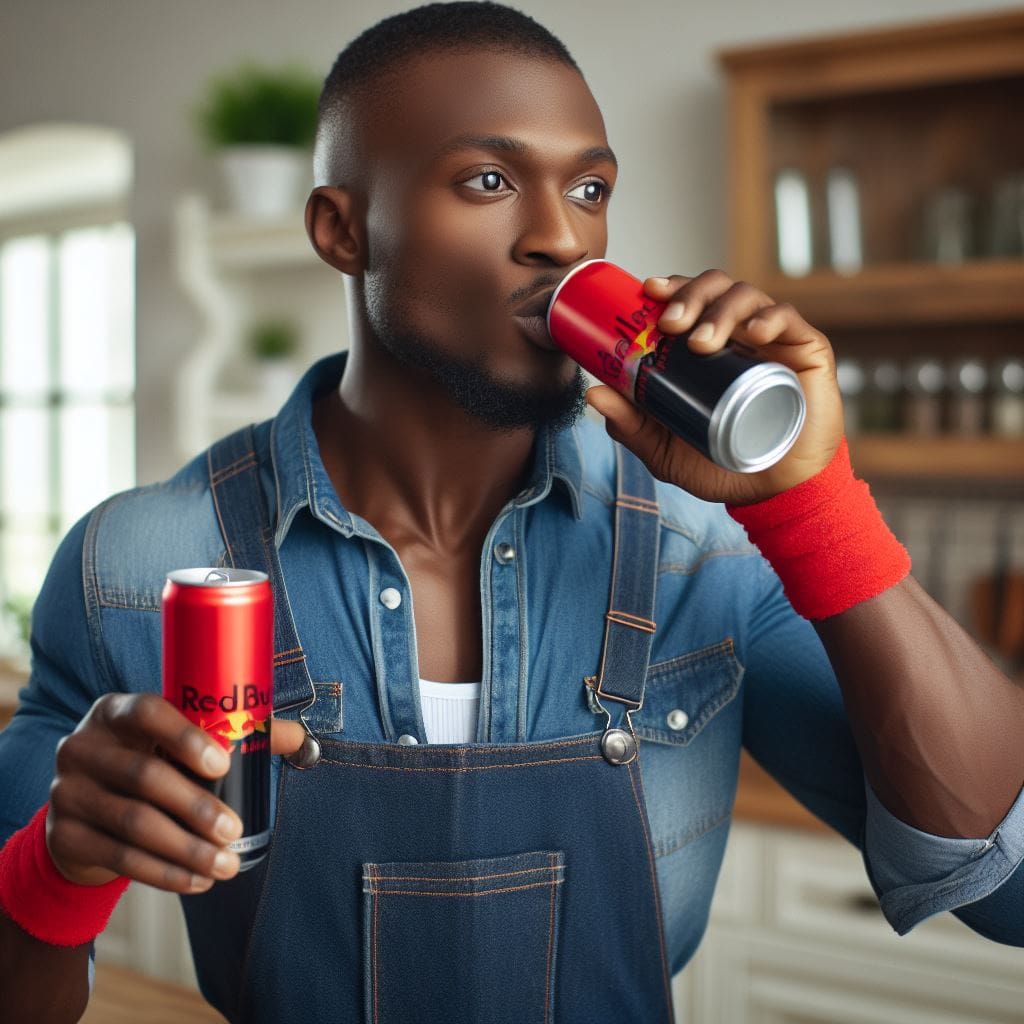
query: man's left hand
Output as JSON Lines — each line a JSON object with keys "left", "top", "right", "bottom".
{"left": 586, "top": 269, "right": 844, "bottom": 506}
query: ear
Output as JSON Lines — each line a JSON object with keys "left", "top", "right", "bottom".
{"left": 305, "top": 186, "right": 366, "bottom": 275}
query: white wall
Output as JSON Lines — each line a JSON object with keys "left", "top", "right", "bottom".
{"left": 1, "top": 0, "right": 1020, "bottom": 482}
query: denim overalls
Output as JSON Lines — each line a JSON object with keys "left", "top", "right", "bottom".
{"left": 182, "top": 426, "right": 675, "bottom": 1023}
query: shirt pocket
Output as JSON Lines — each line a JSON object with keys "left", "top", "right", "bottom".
{"left": 633, "top": 639, "right": 745, "bottom": 860}
{"left": 362, "top": 850, "right": 564, "bottom": 1024}
{"left": 634, "top": 638, "right": 743, "bottom": 746}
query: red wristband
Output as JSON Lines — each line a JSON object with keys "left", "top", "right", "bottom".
{"left": 726, "top": 439, "right": 911, "bottom": 620}
{"left": 0, "top": 804, "right": 130, "bottom": 947}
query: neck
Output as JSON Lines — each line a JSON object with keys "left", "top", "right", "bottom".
{"left": 313, "top": 339, "right": 537, "bottom": 553}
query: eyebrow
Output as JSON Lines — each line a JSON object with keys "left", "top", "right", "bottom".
{"left": 436, "top": 133, "right": 618, "bottom": 169}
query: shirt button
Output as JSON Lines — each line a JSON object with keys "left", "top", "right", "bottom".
{"left": 397, "top": 734, "right": 419, "bottom": 746}
{"left": 666, "top": 709, "right": 689, "bottom": 731}
{"left": 379, "top": 587, "right": 402, "bottom": 610}
{"left": 494, "top": 542, "right": 516, "bottom": 565}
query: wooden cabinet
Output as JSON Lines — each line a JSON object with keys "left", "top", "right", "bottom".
{"left": 718, "top": 11, "right": 1024, "bottom": 484}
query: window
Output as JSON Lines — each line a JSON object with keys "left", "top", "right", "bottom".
{"left": 0, "top": 125, "right": 134, "bottom": 657}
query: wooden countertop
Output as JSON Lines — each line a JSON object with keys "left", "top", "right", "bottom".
{"left": 81, "top": 964, "right": 225, "bottom": 1024}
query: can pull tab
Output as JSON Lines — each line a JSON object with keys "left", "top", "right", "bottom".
{"left": 204, "top": 569, "right": 231, "bottom": 583}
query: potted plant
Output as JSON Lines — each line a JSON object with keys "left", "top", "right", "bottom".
{"left": 247, "top": 318, "right": 301, "bottom": 405}
{"left": 194, "top": 63, "right": 320, "bottom": 218}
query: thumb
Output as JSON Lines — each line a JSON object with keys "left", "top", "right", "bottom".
{"left": 270, "top": 717, "right": 307, "bottom": 756}
{"left": 586, "top": 384, "right": 672, "bottom": 471}
{"left": 585, "top": 385, "right": 645, "bottom": 440}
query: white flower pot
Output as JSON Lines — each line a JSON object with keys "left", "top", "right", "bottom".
{"left": 218, "top": 145, "right": 310, "bottom": 219}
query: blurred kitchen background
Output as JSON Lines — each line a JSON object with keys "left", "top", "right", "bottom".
{"left": 1, "top": 1, "right": 1022, "bottom": 1022}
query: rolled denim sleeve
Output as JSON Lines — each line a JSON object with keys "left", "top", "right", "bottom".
{"left": 864, "top": 777, "right": 1024, "bottom": 941}
{"left": 741, "top": 554, "right": 1024, "bottom": 945}
{"left": 0, "top": 513, "right": 110, "bottom": 847}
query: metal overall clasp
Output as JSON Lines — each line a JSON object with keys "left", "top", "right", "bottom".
{"left": 585, "top": 676, "right": 641, "bottom": 767}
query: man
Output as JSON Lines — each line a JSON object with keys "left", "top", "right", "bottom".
{"left": 1, "top": 4, "right": 1022, "bottom": 1022}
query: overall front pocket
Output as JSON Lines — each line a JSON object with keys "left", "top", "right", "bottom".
{"left": 362, "top": 850, "right": 565, "bottom": 1024}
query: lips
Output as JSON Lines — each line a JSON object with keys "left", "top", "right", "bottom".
{"left": 512, "top": 288, "right": 560, "bottom": 351}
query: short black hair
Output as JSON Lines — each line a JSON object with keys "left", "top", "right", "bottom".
{"left": 319, "top": 2, "right": 579, "bottom": 119}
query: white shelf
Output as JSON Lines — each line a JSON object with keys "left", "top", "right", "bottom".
{"left": 205, "top": 209, "right": 316, "bottom": 270}
{"left": 173, "top": 193, "right": 346, "bottom": 460}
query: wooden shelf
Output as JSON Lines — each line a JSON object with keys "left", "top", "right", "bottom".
{"left": 765, "top": 259, "right": 1024, "bottom": 329}
{"left": 849, "top": 434, "right": 1024, "bottom": 481}
{"left": 733, "top": 751, "right": 827, "bottom": 833}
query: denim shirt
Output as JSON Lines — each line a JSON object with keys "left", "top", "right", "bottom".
{"left": 2, "top": 354, "right": 1022, "bottom": 978}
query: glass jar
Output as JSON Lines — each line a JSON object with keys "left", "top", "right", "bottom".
{"left": 991, "top": 358, "right": 1024, "bottom": 438}
{"left": 947, "top": 358, "right": 988, "bottom": 436}
{"left": 861, "top": 359, "right": 903, "bottom": 433}
{"left": 904, "top": 359, "right": 946, "bottom": 436}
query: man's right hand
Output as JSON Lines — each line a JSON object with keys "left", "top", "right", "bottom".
{"left": 45, "top": 693, "right": 304, "bottom": 893}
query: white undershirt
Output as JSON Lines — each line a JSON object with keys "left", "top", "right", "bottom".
{"left": 418, "top": 678, "right": 481, "bottom": 743}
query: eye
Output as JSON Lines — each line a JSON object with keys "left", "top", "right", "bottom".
{"left": 567, "top": 180, "right": 610, "bottom": 206}
{"left": 463, "top": 170, "right": 511, "bottom": 193}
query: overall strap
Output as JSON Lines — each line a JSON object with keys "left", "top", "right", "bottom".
{"left": 588, "top": 445, "right": 661, "bottom": 764}
{"left": 207, "top": 426, "right": 315, "bottom": 715}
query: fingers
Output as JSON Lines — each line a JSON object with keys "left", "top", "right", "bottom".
{"left": 270, "top": 717, "right": 306, "bottom": 757}
{"left": 586, "top": 386, "right": 679, "bottom": 481}
{"left": 46, "top": 692, "right": 246, "bottom": 889}
{"left": 54, "top": 738, "right": 242, "bottom": 846}
{"left": 643, "top": 269, "right": 834, "bottom": 376}
{"left": 49, "top": 774, "right": 239, "bottom": 888}
{"left": 94, "top": 692, "right": 230, "bottom": 779}
{"left": 47, "top": 814, "right": 221, "bottom": 895}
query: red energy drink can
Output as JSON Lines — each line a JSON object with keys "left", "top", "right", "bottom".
{"left": 162, "top": 568, "right": 273, "bottom": 870}
{"left": 548, "top": 260, "right": 806, "bottom": 473}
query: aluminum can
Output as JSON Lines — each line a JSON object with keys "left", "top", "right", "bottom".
{"left": 162, "top": 568, "right": 273, "bottom": 870}
{"left": 547, "top": 260, "right": 806, "bottom": 473}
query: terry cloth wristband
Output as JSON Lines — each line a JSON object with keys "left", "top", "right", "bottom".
{"left": 727, "top": 439, "right": 911, "bottom": 620}
{"left": 0, "top": 803, "right": 130, "bottom": 946}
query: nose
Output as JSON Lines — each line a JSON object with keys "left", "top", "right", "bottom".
{"left": 512, "top": 189, "right": 590, "bottom": 268}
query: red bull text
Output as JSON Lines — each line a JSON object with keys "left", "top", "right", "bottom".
{"left": 162, "top": 568, "right": 273, "bottom": 869}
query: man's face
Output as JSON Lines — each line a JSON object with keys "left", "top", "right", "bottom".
{"left": 355, "top": 48, "right": 616, "bottom": 431}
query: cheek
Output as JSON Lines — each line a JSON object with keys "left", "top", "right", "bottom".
{"left": 370, "top": 193, "right": 513, "bottom": 329}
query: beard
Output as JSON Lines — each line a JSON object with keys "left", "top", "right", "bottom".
{"left": 373, "top": 327, "right": 588, "bottom": 434}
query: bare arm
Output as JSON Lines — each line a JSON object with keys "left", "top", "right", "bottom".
{"left": 815, "top": 574, "right": 1024, "bottom": 838}
{"left": 588, "top": 268, "right": 1024, "bottom": 841}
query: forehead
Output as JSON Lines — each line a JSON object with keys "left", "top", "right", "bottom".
{"left": 362, "top": 49, "right": 607, "bottom": 164}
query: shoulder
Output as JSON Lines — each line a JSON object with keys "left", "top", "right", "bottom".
{"left": 574, "top": 416, "right": 756, "bottom": 566}
{"left": 85, "top": 449, "right": 226, "bottom": 612}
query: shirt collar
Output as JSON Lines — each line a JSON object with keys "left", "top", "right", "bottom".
{"left": 270, "top": 353, "right": 586, "bottom": 546}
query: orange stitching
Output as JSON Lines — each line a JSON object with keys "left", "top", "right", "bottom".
{"left": 273, "top": 646, "right": 303, "bottom": 659}
{"left": 606, "top": 611, "right": 657, "bottom": 633}
{"left": 615, "top": 497, "right": 659, "bottom": 514}
{"left": 211, "top": 458, "right": 258, "bottom": 485}
{"left": 372, "top": 864, "right": 380, "bottom": 1024}
{"left": 372, "top": 880, "right": 562, "bottom": 898}
{"left": 319, "top": 754, "right": 604, "bottom": 773}
{"left": 544, "top": 853, "right": 556, "bottom": 1024}
{"left": 211, "top": 450, "right": 257, "bottom": 479}
{"left": 363, "top": 865, "right": 561, "bottom": 884}
{"left": 627, "top": 761, "right": 675, "bottom": 1021}
{"left": 273, "top": 653, "right": 306, "bottom": 667}
{"left": 321, "top": 734, "right": 598, "bottom": 755}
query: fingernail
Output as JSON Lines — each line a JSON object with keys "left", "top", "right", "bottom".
{"left": 213, "top": 850, "right": 239, "bottom": 879}
{"left": 663, "top": 301, "right": 685, "bottom": 321}
{"left": 202, "top": 744, "right": 230, "bottom": 774}
{"left": 215, "top": 813, "right": 242, "bottom": 843}
{"left": 648, "top": 276, "right": 671, "bottom": 287}
{"left": 690, "top": 322, "right": 715, "bottom": 344}
{"left": 190, "top": 875, "right": 213, "bottom": 892}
